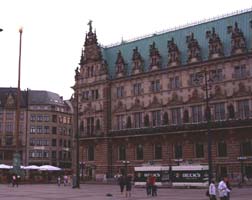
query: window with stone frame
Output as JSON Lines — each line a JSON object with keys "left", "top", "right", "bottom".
{"left": 151, "top": 110, "right": 161, "bottom": 127}
{"left": 189, "top": 73, "right": 202, "bottom": 86}
{"left": 210, "top": 68, "right": 224, "bottom": 82}
{"left": 116, "top": 115, "right": 124, "bottom": 130}
{"left": 154, "top": 144, "right": 162, "bottom": 160}
{"left": 136, "top": 144, "right": 144, "bottom": 160}
{"left": 195, "top": 143, "right": 204, "bottom": 158}
{"left": 116, "top": 86, "right": 124, "bottom": 98}
{"left": 191, "top": 105, "right": 203, "bottom": 123}
{"left": 218, "top": 142, "right": 227, "bottom": 157}
{"left": 169, "top": 76, "right": 180, "bottom": 89}
{"left": 133, "top": 112, "right": 142, "bottom": 128}
{"left": 5, "top": 136, "right": 13, "bottom": 146}
{"left": 51, "top": 151, "right": 57, "bottom": 159}
{"left": 87, "top": 145, "right": 95, "bottom": 161}
{"left": 237, "top": 99, "right": 250, "bottom": 119}
{"left": 214, "top": 103, "right": 226, "bottom": 121}
{"left": 150, "top": 80, "right": 160, "bottom": 92}
{"left": 233, "top": 65, "right": 247, "bottom": 79}
{"left": 5, "top": 122, "right": 13, "bottom": 133}
{"left": 174, "top": 144, "right": 183, "bottom": 159}
{"left": 133, "top": 83, "right": 142, "bottom": 96}
{"left": 6, "top": 112, "right": 14, "bottom": 120}
{"left": 171, "top": 108, "right": 182, "bottom": 125}
{"left": 118, "top": 145, "right": 126, "bottom": 161}
{"left": 241, "top": 141, "right": 252, "bottom": 156}
{"left": 87, "top": 117, "right": 94, "bottom": 135}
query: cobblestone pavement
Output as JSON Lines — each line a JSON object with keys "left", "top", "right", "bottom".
{"left": 0, "top": 184, "right": 251, "bottom": 200}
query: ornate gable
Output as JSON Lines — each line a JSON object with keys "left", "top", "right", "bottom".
{"left": 206, "top": 27, "right": 224, "bottom": 59}
{"left": 167, "top": 92, "right": 183, "bottom": 106}
{"left": 147, "top": 96, "right": 162, "bottom": 109}
{"left": 132, "top": 47, "right": 144, "bottom": 74}
{"left": 5, "top": 93, "right": 15, "bottom": 108}
{"left": 115, "top": 50, "right": 126, "bottom": 78}
{"left": 187, "top": 89, "right": 204, "bottom": 104}
{"left": 129, "top": 98, "right": 144, "bottom": 112}
{"left": 211, "top": 85, "right": 227, "bottom": 100}
{"left": 186, "top": 32, "right": 201, "bottom": 63}
{"left": 149, "top": 42, "right": 161, "bottom": 70}
{"left": 232, "top": 82, "right": 251, "bottom": 97}
{"left": 167, "top": 37, "right": 180, "bottom": 67}
{"left": 113, "top": 100, "right": 127, "bottom": 113}
{"left": 227, "top": 22, "right": 247, "bottom": 55}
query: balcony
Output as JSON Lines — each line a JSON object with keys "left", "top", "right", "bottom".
{"left": 109, "top": 118, "right": 252, "bottom": 137}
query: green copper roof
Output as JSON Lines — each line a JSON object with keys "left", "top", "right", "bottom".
{"left": 102, "top": 9, "right": 252, "bottom": 78}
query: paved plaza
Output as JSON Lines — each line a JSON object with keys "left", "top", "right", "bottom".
{"left": 0, "top": 184, "right": 251, "bottom": 200}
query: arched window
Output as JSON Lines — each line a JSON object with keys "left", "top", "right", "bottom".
{"left": 136, "top": 144, "right": 143, "bottom": 160}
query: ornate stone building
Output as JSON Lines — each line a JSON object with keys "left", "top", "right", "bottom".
{"left": 0, "top": 88, "right": 73, "bottom": 169}
{"left": 73, "top": 10, "right": 252, "bottom": 181}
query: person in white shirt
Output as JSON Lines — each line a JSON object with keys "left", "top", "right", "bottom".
{"left": 218, "top": 176, "right": 231, "bottom": 200}
{"left": 209, "top": 180, "right": 217, "bottom": 200}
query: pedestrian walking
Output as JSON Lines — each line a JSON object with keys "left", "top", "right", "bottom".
{"left": 12, "top": 174, "right": 18, "bottom": 187}
{"left": 125, "top": 174, "right": 132, "bottom": 198}
{"left": 209, "top": 180, "right": 217, "bottom": 200}
{"left": 150, "top": 174, "right": 157, "bottom": 196}
{"left": 146, "top": 175, "right": 152, "bottom": 196}
{"left": 63, "top": 175, "right": 68, "bottom": 186}
{"left": 118, "top": 174, "right": 125, "bottom": 195}
{"left": 57, "top": 176, "right": 61, "bottom": 187}
{"left": 218, "top": 176, "right": 231, "bottom": 200}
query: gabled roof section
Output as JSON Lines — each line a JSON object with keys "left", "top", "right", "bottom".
{"left": 101, "top": 9, "right": 252, "bottom": 78}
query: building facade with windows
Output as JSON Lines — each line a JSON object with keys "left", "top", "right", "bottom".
{"left": 73, "top": 9, "right": 252, "bottom": 181}
{"left": 0, "top": 88, "right": 74, "bottom": 169}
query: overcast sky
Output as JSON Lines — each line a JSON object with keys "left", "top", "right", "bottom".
{"left": 0, "top": 0, "right": 251, "bottom": 99}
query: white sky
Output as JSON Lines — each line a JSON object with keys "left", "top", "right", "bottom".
{"left": 0, "top": 0, "right": 251, "bottom": 99}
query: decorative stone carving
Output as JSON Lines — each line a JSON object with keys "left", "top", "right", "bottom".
{"left": 129, "top": 98, "right": 144, "bottom": 111}
{"left": 149, "top": 42, "right": 161, "bottom": 70}
{"left": 227, "top": 22, "right": 247, "bottom": 55}
{"left": 132, "top": 47, "right": 144, "bottom": 74}
{"left": 5, "top": 93, "right": 15, "bottom": 108}
{"left": 212, "top": 85, "right": 226, "bottom": 100}
{"left": 167, "top": 92, "right": 183, "bottom": 106}
{"left": 206, "top": 27, "right": 224, "bottom": 59}
{"left": 115, "top": 50, "right": 126, "bottom": 77}
{"left": 75, "top": 67, "right": 80, "bottom": 81}
{"left": 99, "top": 60, "right": 108, "bottom": 75}
{"left": 232, "top": 82, "right": 251, "bottom": 97}
{"left": 186, "top": 32, "right": 201, "bottom": 63}
{"left": 147, "top": 96, "right": 162, "bottom": 109}
{"left": 167, "top": 37, "right": 180, "bottom": 67}
{"left": 113, "top": 100, "right": 126, "bottom": 113}
{"left": 187, "top": 89, "right": 203, "bottom": 103}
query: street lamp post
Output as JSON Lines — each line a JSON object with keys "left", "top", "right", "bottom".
{"left": 195, "top": 69, "right": 213, "bottom": 185}
{"left": 73, "top": 67, "right": 80, "bottom": 188}
{"left": 12, "top": 27, "right": 23, "bottom": 176}
{"left": 122, "top": 160, "right": 130, "bottom": 176}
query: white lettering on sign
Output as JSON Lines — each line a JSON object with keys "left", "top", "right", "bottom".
{"left": 182, "top": 173, "right": 201, "bottom": 178}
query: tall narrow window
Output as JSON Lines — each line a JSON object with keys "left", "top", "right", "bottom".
{"left": 152, "top": 110, "right": 161, "bottom": 127}
{"left": 154, "top": 144, "right": 162, "bottom": 160}
{"left": 151, "top": 80, "right": 160, "bottom": 92}
{"left": 88, "top": 145, "right": 94, "bottom": 161}
{"left": 170, "top": 76, "right": 180, "bottom": 89}
{"left": 133, "top": 83, "right": 142, "bottom": 96}
{"left": 234, "top": 65, "right": 247, "bottom": 79}
{"left": 218, "top": 142, "right": 227, "bottom": 157}
{"left": 171, "top": 108, "right": 181, "bottom": 125}
{"left": 119, "top": 145, "right": 126, "bottom": 160}
{"left": 237, "top": 100, "right": 250, "bottom": 119}
{"left": 133, "top": 112, "right": 142, "bottom": 128}
{"left": 136, "top": 144, "right": 143, "bottom": 160}
{"left": 195, "top": 143, "right": 204, "bottom": 158}
{"left": 116, "top": 86, "right": 124, "bottom": 98}
{"left": 214, "top": 103, "right": 225, "bottom": 121}
{"left": 116, "top": 115, "right": 124, "bottom": 130}
{"left": 174, "top": 144, "right": 182, "bottom": 159}
{"left": 241, "top": 141, "right": 252, "bottom": 156}
{"left": 191, "top": 105, "right": 203, "bottom": 123}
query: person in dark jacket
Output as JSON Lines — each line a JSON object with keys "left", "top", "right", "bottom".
{"left": 118, "top": 174, "right": 125, "bottom": 195}
{"left": 125, "top": 174, "right": 132, "bottom": 198}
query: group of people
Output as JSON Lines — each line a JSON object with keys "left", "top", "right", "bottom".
{"left": 208, "top": 176, "right": 232, "bottom": 200}
{"left": 146, "top": 174, "right": 157, "bottom": 196}
{"left": 118, "top": 174, "right": 133, "bottom": 198}
{"left": 57, "top": 175, "right": 71, "bottom": 187}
